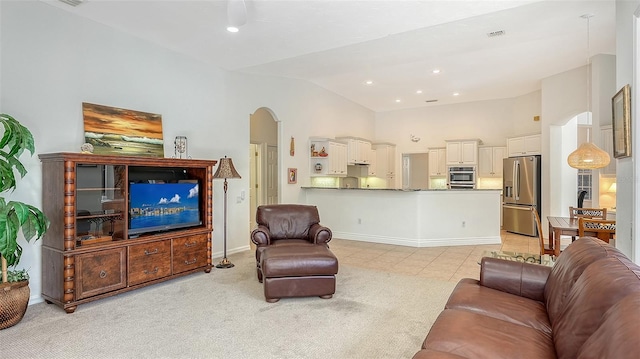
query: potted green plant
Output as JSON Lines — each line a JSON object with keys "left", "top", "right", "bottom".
{"left": 0, "top": 113, "right": 49, "bottom": 330}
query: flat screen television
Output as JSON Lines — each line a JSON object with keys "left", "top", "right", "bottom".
{"left": 128, "top": 182, "right": 202, "bottom": 237}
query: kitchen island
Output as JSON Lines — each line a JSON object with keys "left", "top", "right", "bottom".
{"left": 302, "top": 187, "right": 501, "bottom": 247}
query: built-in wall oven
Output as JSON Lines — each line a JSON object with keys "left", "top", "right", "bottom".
{"left": 448, "top": 166, "right": 476, "bottom": 189}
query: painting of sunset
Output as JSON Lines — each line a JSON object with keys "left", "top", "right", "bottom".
{"left": 83, "top": 102, "right": 165, "bottom": 157}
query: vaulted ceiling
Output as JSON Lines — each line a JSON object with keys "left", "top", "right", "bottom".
{"left": 43, "top": 0, "right": 616, "bottom": 112}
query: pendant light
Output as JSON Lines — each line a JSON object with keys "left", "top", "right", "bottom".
{"left": 567, "top": 14, "right": 611, "bottom": 170}
{"left": 226, "top": 0, "right": 247, "bottom": 33}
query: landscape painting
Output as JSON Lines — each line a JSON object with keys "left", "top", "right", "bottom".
{"left": 83, "top": 102, "right": 164, "bottom": 157}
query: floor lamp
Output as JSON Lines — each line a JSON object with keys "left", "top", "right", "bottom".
{"left": 213, "top": 156, "right": 241, "bottom": 268}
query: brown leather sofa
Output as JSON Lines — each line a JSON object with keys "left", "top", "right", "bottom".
{"left": 413, "top": 237, "right": 640, "bottom": 359}
{"left": 250, "top": 204, "right": 338, "bottom": 302}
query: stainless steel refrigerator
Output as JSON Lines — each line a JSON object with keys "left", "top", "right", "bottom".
{"left": 402, "top": 153, "right": 429, "bottom": 190}
{"left": 503, "top": 155, "right": 541, "bottom": 236}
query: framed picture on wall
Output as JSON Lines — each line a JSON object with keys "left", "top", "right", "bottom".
{"left": 612, "top": 84, "right": 631, "bottom": 158}
{"left": 288, "top": 168, "right": 297, "bottom": 184}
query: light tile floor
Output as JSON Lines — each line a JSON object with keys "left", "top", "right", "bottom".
{"left": 328, "top": 230, "right": 561, "bottom": 282}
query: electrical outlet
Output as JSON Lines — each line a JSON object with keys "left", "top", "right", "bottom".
{"left": 462, "top": 221, "right": 466, "bottom": 228}
{"left": 357, "top": 218, "right": 362, "bottom": 224}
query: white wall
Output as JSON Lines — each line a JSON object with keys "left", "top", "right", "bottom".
{"left": 615, "top": 0, "right": 640, "bottom": 261}
{"left": 0, "top": 1, "right": 375, "bottom": 304}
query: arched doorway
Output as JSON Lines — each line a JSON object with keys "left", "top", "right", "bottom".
{"left": 249, "top": 107, "right": 279, "bottom": 228}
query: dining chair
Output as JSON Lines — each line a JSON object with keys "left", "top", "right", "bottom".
{"left": 578, "top": 218, "right": 616, "bottom": 244}
{"left": 569, "top": 206, "right": 607, "bottom": 241}
{"left": 532, "top": 207, "right": 555, "bottom": 256}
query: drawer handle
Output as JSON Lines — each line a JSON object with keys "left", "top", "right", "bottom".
{"left": 144, "top": 267, "right": 159, "bottom": 275}
{"left": 99, "top": 270, "right": 107, "bottom": 279}
{"left": 184, "top": 258, "right": 197, "bottom": 265}
{"left": 184, "top": 241, "right": 198, "bottom": 248}
{"left": 144, "top": 248, "right": 159, "bottom": 256}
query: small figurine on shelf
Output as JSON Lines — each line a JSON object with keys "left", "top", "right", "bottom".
{"left": 319, "top": 147, "right": 328, "bottom": 157}
{"left": 80, "top": 143, "right": 94, "bottom": 154}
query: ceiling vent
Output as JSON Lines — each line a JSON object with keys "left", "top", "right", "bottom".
{"left": 487, "top": 30, "right": 506, "bottom": 38}
{"left": 58, "top": 0, "right": 85, "bottom": 6}
{"left": 425, "top": 99, "right": 438, "bottom": 103}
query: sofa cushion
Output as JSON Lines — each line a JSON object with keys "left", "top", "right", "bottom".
{"left": 576, "top": 293, "right": 640, "bottom": 359}
{"left": 544, "top": 237, "right": 622, "bottom": 322}
{"left": 552, "top": 256, "right": 640, "bottom": 359}
{"left": 412, "top": 349, "right": 468, "bottom": 359}
{"left": 422, "top": 309, "right": 556, "bottom": 359}
{"left": 445, "top": 278, "right": 552, "bottom": 334}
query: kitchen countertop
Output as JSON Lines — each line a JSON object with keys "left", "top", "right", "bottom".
{"left": 301, "top": 187, "right": 501, "bottom": 191}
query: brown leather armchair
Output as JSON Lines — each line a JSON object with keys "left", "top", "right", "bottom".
{"left": 251, "top": 204, "right": 333, "bottom": 281}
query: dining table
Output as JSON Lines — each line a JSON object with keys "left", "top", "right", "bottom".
{"left": 547, "top": 216, "right": 580, "bottom": 257}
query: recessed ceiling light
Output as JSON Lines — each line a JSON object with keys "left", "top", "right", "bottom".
{"left": 395, "top": 99, "right": 401, "bottom": 103}
{"left": 432, "top": 69, "right": 441, "bottom": 74}
{"left": 416, "top": 90, "right": 423, "bottom": 94}
{"left": 453, "top": 92, "right": 460, "bottom": 96}
{"left": 226, "top": 26, "right": 240, "bottom": 33}
{"left": 365, "top": 80, "right": 373, "bottom": 85}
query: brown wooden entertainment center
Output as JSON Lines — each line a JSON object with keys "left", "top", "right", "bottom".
{"left": 39, "top": 153, "right": 217, "bottom": 313}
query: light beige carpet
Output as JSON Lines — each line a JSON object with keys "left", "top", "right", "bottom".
{"left": 1, "top": 252, "right": 457, "bottom": 359}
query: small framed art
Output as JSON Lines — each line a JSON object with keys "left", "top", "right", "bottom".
{"left": 612, "top": 84, "right": 631, "bottom": 158}
{"left": 288, "top": 168, "right": 297, "bottom": 184}
{"left": 611, "top": 84, "right": 631, "bottom": 158}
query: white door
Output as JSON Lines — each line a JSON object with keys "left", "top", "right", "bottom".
{"left": 249, "top": 144, "right": 258, "bottom": 228}
{"left": 265, "top": 144, "right": 278, "bottom": 204}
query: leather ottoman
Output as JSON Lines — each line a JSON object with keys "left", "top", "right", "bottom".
{"left": 259, "top": 245, "right": 338, "bottom": 303}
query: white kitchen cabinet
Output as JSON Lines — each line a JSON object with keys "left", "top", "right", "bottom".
{"left": 337, "top": 137, "right": 372, "bottom": 165}
{"left": 599, "top": 126, "right": 616, "bottom": 176}
{"left": 368, "top": 149, "right": 377, "bottom": 176}
{"left": 478, "top": 146, "right": 507, "bottom": 177}
{"left": 428, "top": 148, "right": 447, "bottom": 177}
{"left": 507, "top": 134, "right": 541, "bottom": 156}
{"left": 446, "top": 140, "right": 479, "bottom": 165}
{"left": 373, "top": 143, "right": 396, "bottom": 188}
{"left": 310, "top": 138, "right": 347, "bottom": 177}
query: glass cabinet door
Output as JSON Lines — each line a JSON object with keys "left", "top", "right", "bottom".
{"left": 75, "top": 164, "right": 126, "bottom": 246}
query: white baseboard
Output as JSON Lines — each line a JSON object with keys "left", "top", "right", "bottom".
{"left": 332, "top": 231, "right": 501, "bottom": 248}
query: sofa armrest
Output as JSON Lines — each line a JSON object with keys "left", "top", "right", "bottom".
{"left": 479, "top": 257, "right": 552, "bottom": 302}
{"left": 251, "top": 225, "right": 271, "bottom": 246}
{"left": 309, "top": 223, "right": 332, "bottom": 244}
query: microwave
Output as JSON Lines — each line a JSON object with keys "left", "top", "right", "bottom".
{"left": 448, "top": 166, "right": 476, "bottom": 189}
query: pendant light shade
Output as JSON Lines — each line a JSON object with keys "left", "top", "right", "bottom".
{"left": 567, "top": 14, "right": 610, "bottom": 170}
{"left": 567, "top": 142, "right": 610, "bottom": 169}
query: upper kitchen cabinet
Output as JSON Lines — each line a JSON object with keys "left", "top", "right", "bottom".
{"left": 478, "top": 146, "right": 507, "bottom": 177}
{"left": 310, "top": 138, "right": 347, "bottom": 177}
{"left": 368, "top": 149, "right": 377, "bottom": 176}
{"left": 507, "top": 134, "right": 541, "bottom": 156}
{"left": 446, "top": 140, "right": 479, "bottom": 165}
{"left": 337, "top": 137, "right": 372, "bottom": 165}
{"left": 373, "top": 143, "right": 396, "bottom": 187}
{"left": 600, "top": 126, "right": 616, "bottom": 176}
{"left": 428, "top": 147, "right": 447, "bottom": 177}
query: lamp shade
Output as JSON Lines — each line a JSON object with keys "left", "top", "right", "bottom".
{"left": 608, "top": 182, "right": 617, "bottom": 193}
{"left": 567, "top": 142, "right": 611, "bottom": 169}
{"left": 213, "top": 156, "right": 241, "bottom": 179}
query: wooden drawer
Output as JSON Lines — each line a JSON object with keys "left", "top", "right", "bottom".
{"left": 76, "top": 248, "right": 126, "bottom": 300}
{"left": 173, "top": 235, "right": 208, "bottom": 274}
{"left": 128, "top": 240, "right": 171, "bottom": 286}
